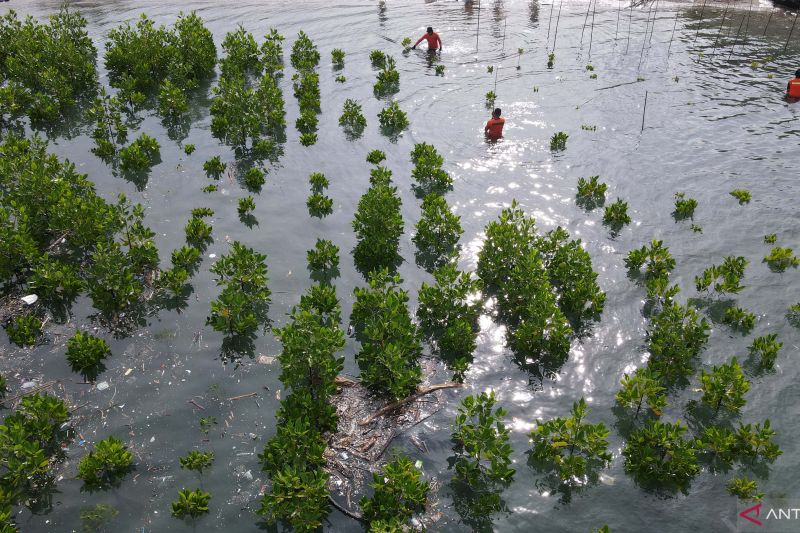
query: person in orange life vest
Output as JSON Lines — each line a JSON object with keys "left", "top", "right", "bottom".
{"left": 787, "top": 69, "right": 800, "bottom": 99}
{"left": 484, "top": 108, "right": 505, "bottom": 140}
{"left": 412, "top": 27, "right": 442, "bottom": 52}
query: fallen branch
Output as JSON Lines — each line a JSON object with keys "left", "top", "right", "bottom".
{"left": 188, "top": 399, "right": 206, "bottom": 410}
{"left": 334, "top": 375, "right": 358, "bottom": 388}
{"left": 226, "top": 392, "right": 257, "bottom": 401}
{"left": 359, "top": 382, "right": 462, "bottom": 426}
{"left": 328, "top": 495, "right": 362, "bottom": 521}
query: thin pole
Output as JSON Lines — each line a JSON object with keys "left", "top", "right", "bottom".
{"left": 784, "top": 13, "right": 798, "bottom": 54}
{"left": 710, "top": 1, "right": 731, "bottom": 58}
{"left": 581, "top": 0, "right": 593, "bottom": 47}
{"left": 553, "top": 0, "right": 564, "bottom": 51}
{"left": 641, "top": 90, "right": 648, "bottom": 133}
{"left": 728, "top": 12, "right": 746, "bottom": 60}
{"left": 626, "top": 0, "right": 633, "bottom": 54}
{"left": 763, "top": 9, "right": 774, "bottom": 37}
{"left": 546, "top": 0, "right": 555, "bottom": 44}
{"left": 743, "top": 0, "right": 753, "bottom": 37}
{"left": 647, "top": 0, "right": 660, "bottom": 48}
{"left": 667, "top": 8, "right": 679, "bottom": 58}
{"left": 693, "top": 0, "right": 707, "bottom": 44}
{"left": 494, "top": 66, "right": 500, "bottom": 93}
{"left": 502, "top": 15, "right": 508, "bottom": 52}
{"left": 638, "top": 1, "right": 655, "bottom": 71}
{"left": 615, "top": 0, "right": 622, "bottom": 42}
{"left": 589, "top": 0, "right": 597, "bottom": 58}
{"left": 476, "top": 0, "right": 481, "bottom": 50}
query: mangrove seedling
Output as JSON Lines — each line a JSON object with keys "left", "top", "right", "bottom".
{"left": 257, "top": 464, "right": 329, "bottom": 531}
{"left": 335, "top": 75, "right": 346, "bottom": 83}
{"left": 622, "top": 420, "right": 699, "bottom": 491}
{"left": 199, "top": 416, "right": 217, "bottom": 434}
{"left": 646, "top": 302, "right": 709, "bottom": 383}
{"left": 307, "top": 239, "right": 340, "bottom": 277}
{"left": 378, "top": 100, "right": 409, "bottom": 135}
{"left": 339, "top": 98, "right": 367, "bottom": 136}
{"left": 308, "top": 172, "right": 329, "bottom": 192}
{"left": 119, "top": 134, "right": 160, "bottom": 171}
{"left": 66, "top": 331, "right": 111, "bottom": 383}
{"left": 4, "top": 314, "right": 42, "bottom": 347}
{"left": 184, "top": 144, "right": 196, "bottom": 156}
{"left": 185, "top": 217, "right": 213, "bottom": 248}
{"left": 373, "top": 56, "right": 400, "bottom": 96}
{"left": 485, "top": 90, "right": 497, "bottom": 107}
{"left": 581, "top": 124, "right": 597, "bottom": 131}
{"left": 435, "top": 64, "right": 446, "bottom": 75}
{"left": 764, "top": 233, "right": 777, "bottom": 244}
{"left": 729, "top": 189, "right": 751, "bottom": 205}
{"left": 451, "top": 391, "right": 515, "bottom": 485}
{"left": 695, "top": 426, "right": 738, "bottom": 468}
{"left": 171, "top": 488, "right": 210, "bottom": 519}
{"left": 157, "top": 79, "right": 188, "bottom": 118}
{"left": 201, "top": 184, "right": 218, "bottom": 193}
{"left": 179, "top": 451, "right": 214, "bottom": 474}
{"left": 299, "top": 132, "right": 318, "bottom": 146}
{"left": 244, "top": 168, "right": 266, "bottom": 191}
{"left": 487, "top": 65, "right": 494, "bottom": 74}
{"left": 203, "top": 156, "right": 226, "bottom": 180}
{"left": 237, "top": 196, "right": 256, "bottom": 217}
{"left": 673, "top": 192, "right": 698, "bottom": 220}
{"left": 763, "top": 246, "right": 798, "bottom": 272}
{"left": 528, "top": 398, "right": 612, "bottom": 483}
{"left": 727, "top": 477, "right": 764, "bottom": 501}
{"left": 352, "top": 174, "right": 403, "bottom": 274}
{"left": 699, "top": 358, "right": 750, "bottom": 415}
{"left": 360, "top": 455, "right": 429, "bottom": 531}
{"left": 748, "top": 334, "right": 782, "bottom": 370}
{"left": 366, "top": 149, "right": 386, "bottom": 165}
{"left": 369, "top": 49, "right": 386, "bottom": 68}
{"left": 691, "top": 224, "right": 703, "bottom": 233}
{"left": 695, "top": 256, "right": 748, "bottom": 294}
{"left": 261, "top": 28, "right": 285, "bottom": 75}
{"left": 547, "top": 52, "right": 555, "bottom": 68}
{"left": 331, "top": 48, "right": 345, "bottom": 68}
{"left": 411, "top": 142, "right": 453, "bottom": 194}
{"left": 550, "top": 131, "right": 568, "bottom": 152}
{"left": 733, "top": 420, "right": 782, "bottom": 462}
{"left": 576, "top": 176, "right": 607, "bottom": 210}
{"left": 290, "top": 31, "right": 320, "bottom": 72}
{"left": 722, "top": 306, "right": 756, "bottom": 333}
{"left": 616, "top": 367, "right": 667, "bottom": 418}
{"left": 77, "top": 436, "right": 133, "bottom": 487}
{"left": 413, "top": 193, "right": 463, "bottom": 265}
{"left": 586, "top": 64, "right": 594, "bottom": 71}
{"left": 789, "top": 303, "right": 800, "bottom": 327}
{"left": 602, "top": 198, "right": 631, "bottom": 230}
{"left": 307, "top": 192, "right": 333, "bottom": 217}
{"left": 517, "top": 48, "right": 524, "bottom": 69}
{"left": 402, "top": 37, "right": 412, "bottom": 49}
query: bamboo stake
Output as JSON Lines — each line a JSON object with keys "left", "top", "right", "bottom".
{"left": 710, "top": 0, "right": 731, "bottom": 58}
{"left": 641, "top": 90, "right": 648, "bottom": 133}
{"left": 553, "top": 0, "right": 564, "bottom": 51}
{"left": 581, "top": 0, "right": 594, "bottom": 47}
{"left": 546, "top": 0, "right": 555, "bottom": 44}
{"left": 638, "top": 1, "right": 656, "bottom": 71}
{"left": 667, "top": 8, "right": 680, "bottom": 58}
{"left": 728, "top": 12, "right": 747, "bottom": 60}
{"left": 784, "top": 13, "right": 798, "bottom": 54}
{"left": 476, "top": 0, "right": 482, "bottom": 50}
{"left": 626, "top": 0, "right": 633, "bottom": 54}
{"left": 615, "top": 0, "right": 622, "bottom": 42}
{"left": 589, "top": 0, "right": 597, "bottom": 58}
{"left": 693, "top": 0, "right": 708, "bottom": 44}
{"left": 763, "top": 9, "right": 774, "bottom": 37}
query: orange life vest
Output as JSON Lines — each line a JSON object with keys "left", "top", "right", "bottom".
{"left": 485, "top": 117, "right": 505, "bottom": 139}
{"left": 789, "top": 78, "right": 800, "bottom": 98}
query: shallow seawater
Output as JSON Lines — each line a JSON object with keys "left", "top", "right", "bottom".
{"left": 2, "top": 0, "right": 799, "bottom": 531}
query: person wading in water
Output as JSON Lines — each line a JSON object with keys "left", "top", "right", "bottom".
{"left": 787, "top": 69, "right": 800, "bottom": 100}
{"left": 412, "top": 27, "right": 442, "bottom": 52}
{"left": 484, "top": 108, "right": 505, "bottom": 140}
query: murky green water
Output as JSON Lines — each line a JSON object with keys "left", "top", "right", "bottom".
{"left": 2, "top": 0, "right": 799, "bottom": 531}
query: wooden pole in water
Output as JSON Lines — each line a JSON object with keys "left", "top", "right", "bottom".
{"left": 693, "top": 0, "right": 707, "bottom": 44}
{"left": 476, "top": 0, "right": 482, "bottom": 50}
{"left": 553, "top": 0, "right": 564, "bottom": 51}
{"left": 667, "top": 8, "right": 680, "bottom": 58}
{"left": 581, "top": 0, "right": 593, "bottom": 48}
{"left": 638, "top": 1, "right": 655, "bottom": 71}
{"left": 784, "top": 13, "right": 798, "bottom": 54}
{"left": 546, "top": 0, "right": 555, "bottom": 44}
{"left": 763, "top": 9, "right": 774, "bottom": 37}
{"left": 589, "top": 0, "right": 597, "bottom": 58}
{"left": 615, "top": 0, "right": 622, "bottom": 42}
{"left": 728, "top": 12, "right": 747, "bottom": 60}
{"left": 641, "top": 90, "right": 648, "bottom": 133}
{"left": 626, "top": 0, "right": 633, "bottom": 54}
{"left": 647, "top": 0, "right": 660, "bottom": 48}
{"left": 710, "top": 1, "right": 731, "bottom": 58}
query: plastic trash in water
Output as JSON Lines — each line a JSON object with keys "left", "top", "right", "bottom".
{"left": 96, "top": 381, "right": 109, "bottom": 391}
{"left": 20, "top": 294, "right": 38, "bottom": 305}
{"left": 21, "top": 381, "right": 37, "bottom": 389}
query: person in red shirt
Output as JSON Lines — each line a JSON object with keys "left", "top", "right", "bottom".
{"left": 484, "top": 108, "right": 505, "bottom": 140}
{"left": 787, "top": 69, "right": 800, "bottom": 99}
{"left": 412, "top": 27, "right": 442, "bottom": 52}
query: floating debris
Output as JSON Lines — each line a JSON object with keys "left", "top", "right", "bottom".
{"left": 96, "top": 381, "right": 109, "bottom": 391}
{"left": 20, "top": 294, "right": 38, "bottom": 305}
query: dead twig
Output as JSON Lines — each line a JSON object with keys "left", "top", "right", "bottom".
{"left": 188, "top": 399, "right": 205, "bottom": 410}
{"left": 359, "top": 382, "right": 462, "bottom": 426}
{"left": 226, "top": 392, "right": 258, "bottom": 401}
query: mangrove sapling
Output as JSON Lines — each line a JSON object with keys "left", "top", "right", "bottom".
{"left": 411, "top": 142, "right": 453, "bottom": 194}
{"left": 517, "top": 48, "right": 524, "bottom": 69}
{"left": 722, "top": 306, "right": 756, "bottom": 333}
{"left": 581, "top": 124, "right": 597, "bottom": 131}
{"left": 602, "top": 198, "right": 631, "bottom": 230}
{"left": 244, "top": 168, "right": 266, "bottom": 191}
{"left": 190, "top": 207, "right": 213, "bottom": 218}
{"left": 290, "top": 31, "right": 321, "bottom": 72}
{"left": 220, "top": 27, "right": 261, "bottom": 78}
{"left": 646, "top": 302, "right": 710, "bottom": 383}
{"left": 119, "top": 134, "right": 160, "bottom": 171}
{"left": 298, "top": 283, "right": 342, "bottom": 327}
{"left": 307, "top": 172, "right": 329, "bottom": 193}
{"left": 199, "top": 416, "right": 217, "bottom": 434}
{"left": 485, "top": 90, "right": 497, "bottom": 107}
{"left": 748, "top": 334, "right": 782, "bottom": 370}
{"left": 699, "top": 359, "right": 750, "bottom": 415}
{"left": 535, "top": 227, "right": 605, "bottom": 322}
{"left": 547, "top": 52, "right": 555, "bottom": 68}
{"left": 417, "top": 264, "right": 483, "bottom": 380}
{"left": 87, "top": 89, "right": 128, "bottom": 161}
{"left": 307, "top": 239, "right": 340, "bottom": 278}
{"left": 622, "top": 420, "right": 699, "bottom": 491}
{"left": 85, "top": 242, "right": 145, "bottom": 319}
{"left": 435, "top": 64, "right": 446, "bottom": 75}
{"left": 259, "top": 417, "right": 326, "bottom": 475}
{"left": 528, "top": 398, "right": 612, "bottom": 483}
{"left": 487, "top": 66, "right": 494, "bottom": 74}
{"left": 616, "top": 367, "right": 667, "bottom": 418}
{"left": 369, "top": 49, "right": 386, "bottom": 68}
{"left": 360, "top": 455, "right": 430, "bottom": 530}
{"left": 413, "top": 194, "right": 463, "bottom": 266}
{"left": 695, "top": 256, "right": 748, "bottom": 295}
{"left": 350, "top": 270, "right": 422, "bottom": 400}
{"left": 378, "top": 100, "right": 409, "bottom": 135}
{"left": 157, "top": 80, "right": 188, "bottom": 119}
{"left": 352, "top": 175, "right": 403, "bottom": 274}
{"left": 184, "top": 217, "right": 213, "bottom": 248}
{"left": 299, "top": 132, "right": 318, "bottom": 146}
{"left": 625, "top": 240, "right": 675, "bottom": 284}
{"left": 261, "top": 28, "right": 285, "bottom": 75}
{"left": 575, "top": 176, "right": 607, "bottom": 210}
{"left": 171, "top": 488, "right": 211, "bottom": 519}
{"left": 307, "top": 193, "right": 333, "bottom": 217}
{"left": 203, "top": 156, "right": 226, "bottom": 179}
{"left": 370, "top": 166, "right": 393, "bottom": 186}
{"left": 28, "top": 256, "right": 83, "bottom": 304}
{"left": 763, "top": 233, "right": 777, "bottom": 244}
{"left": 157, "top": 267, "right": 190, "bottom": 299}
{"left": 366, "top": 149, "right": 386, "bottom": 165}
{"left": 763, "top": 246, "right": 799, "bottom": 272}
{"left": 729, "top": 189, "right": 752, "bottom": 204}
{"left": 550, "top": 131, "right": 568, "bottom": 152}
{"left": 450, "top": 391, "right": 515, "bottom": 486}
{"left": 4, "top": 314, "right": 42, "bottom": 347}
{"left": 339, "top": 99, "right": 367, "bottom": 137}
{"left": 331, "top": 48, "right": 345, "bottom": 68}
{"left": 733, "top": 420, "right": 782, "bottom": 462}
{"left": 179, "top": 451, "right": 214, "bottom": 474}
{"left": 77, "top": 436, "right": 133, "bottom": 487}
{"left": 65, "top": 331, "right": 111, "bottom": 383}
{"left": 695, "top": 426, "right": 738, "bottom": 470}
{"left": 258, "top": 464, "right": 329, "bottom": 530}
{"left": 402, "top": 37, "right": 412, "bottom": 50}
{"left": 237, "top": 196, "right": 256, "bottom": 217}
{"left": 295, "top": 109, "right": 319, "bottom": 134}
{"left": 335, "top": 75, "right": 346, "bottom": 83}
{"left": 184, "top": 144, "right": 195, "bottom": 156}
{"left": 201, "top": 184, "right": 218, "bottom": 193}
{"left": 373, "top": 56, "right": 400, "bottom": 96}
{"left": 673, "top": 192, "right": 698, "bottom": 220}
{"left": 726, "top": 477, "right": 764, "bottom": 501}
